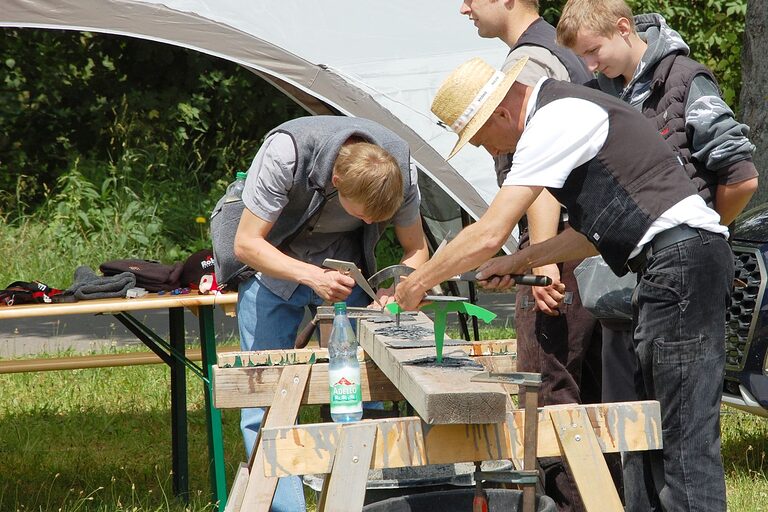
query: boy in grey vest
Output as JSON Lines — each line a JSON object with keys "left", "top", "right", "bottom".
{"left": 397, "top": 56, "right": 733, "bottom": 512}
{"left": 234, "top": 116, "right": 428, "bottom": 512}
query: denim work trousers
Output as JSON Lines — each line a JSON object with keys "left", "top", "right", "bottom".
{"left": 237, "top": 276, "right": 369, "bottom": 512}
{"left": 515, "top": 258, "right": 605, "bottom": 512}
{"left": 632, "top": 230, "right": 733, "bottom": 512}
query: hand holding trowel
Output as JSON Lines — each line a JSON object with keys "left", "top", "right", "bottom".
{"left": 293, "top": 258, "right": 383, "bottom": 349}
{"left": 294, "top": 258, "right": 389, "bottom": 349}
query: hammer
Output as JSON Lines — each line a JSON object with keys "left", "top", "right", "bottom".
{"left": 368, "top": 264, "right": 553, "bottom": 288}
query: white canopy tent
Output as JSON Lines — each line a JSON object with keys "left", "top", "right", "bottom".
{"left": 2, "top": 0, "right": 516, "bottom": 246}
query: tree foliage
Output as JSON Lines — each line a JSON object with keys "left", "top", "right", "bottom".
{"left": 738, "top": 0, "right": 768, "bottom": 207}
{"left": 0, "top": 29, "right": 303, "bottom": 243}
{"left": 0, "top": 6, "right": 750, "bottom": 266}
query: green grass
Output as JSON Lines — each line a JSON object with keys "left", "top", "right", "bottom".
{"left": 0, "top": 344, "right": 766, "bottom": 511}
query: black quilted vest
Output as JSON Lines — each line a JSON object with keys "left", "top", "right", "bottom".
{"left": 638, "top": 53, "right": 718, "bottom": 207}
{"left": 534, "top": 80, "right": 698, "bottom": 275}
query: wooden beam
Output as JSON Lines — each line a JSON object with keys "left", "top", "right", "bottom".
{"left": 0, "top": 346, "right": 241, "bottom": 375}
{"left": 317, "top": 423, "right": 378, "bottom": 512}
{"left": 260, "top": 400, "right": 662, "bottom": 477}
{"left": 223, "top": 463, "right": 249, "bottom": 512}
{"left": 239, "top": 365, "right": 311, "bottom": 512}
{"left": 357, "top": 313, "right": 510, "bottom": 424}
{"left": 550, "top": 408, "right": 624, "bottom": 511}
{"left": 216, "top": 348, "right": 364, "bottom": 368}
{"left": 212, "top": 360, "right": 404, "bottom": 409}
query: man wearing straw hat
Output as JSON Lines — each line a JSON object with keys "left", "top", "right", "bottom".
{"left": 395, "top": 56, "right": 732, "bottom": 511}
{"left": 461, "top": 3, "right": 602, "bottom": 508}
{"left": 459, "top": 0, "right": 608, "bottom": 512}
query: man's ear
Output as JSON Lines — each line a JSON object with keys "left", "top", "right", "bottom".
{"left": 331, "top": 173, "right": 340, "bottom": 187}
{"left": 616, "top": 17, "right": 633, "bottom": 38}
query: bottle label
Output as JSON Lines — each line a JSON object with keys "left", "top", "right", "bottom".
{"left": 328, "top": 368, "right": 362, "bottom": 413}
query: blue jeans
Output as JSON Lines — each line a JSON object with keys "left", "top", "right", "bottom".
{"left": 632, "top": 230, "right": 733, "bottom": 512}
{"left": 237, "top": 276, "right": 369, "bottom": 512}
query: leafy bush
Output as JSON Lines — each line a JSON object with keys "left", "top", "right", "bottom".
{"left": 0, "top": 28, "right": 304, "bottom": 274}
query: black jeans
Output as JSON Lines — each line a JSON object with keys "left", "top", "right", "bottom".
{"left": 632, "top": 229, "right": 733, "bottom": 512}
{"left": 516, "top": 258, "right": 604, "bottom": 512}
{"left": 601, "top": 322, "right": 661, "bottom": 511}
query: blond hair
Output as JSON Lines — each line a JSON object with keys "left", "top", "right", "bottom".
{"left": 332, "top": 141, "right": 404, "bottom": 222}
{"left": 556, "top": 0, "right": 636, "bottom": 48}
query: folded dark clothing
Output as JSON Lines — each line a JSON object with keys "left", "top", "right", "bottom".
{"left": 99, "top": 259, "right": 182, "bottom": 292}
{"left": 67, "top": 266, "right": 136, "bottom": 300}
{"left": 1, "top": 281, "right": 64, "bottom": 306}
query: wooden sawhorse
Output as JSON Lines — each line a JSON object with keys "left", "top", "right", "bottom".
{"left": 212, "top": 310, "right": 662, "bottom": 511}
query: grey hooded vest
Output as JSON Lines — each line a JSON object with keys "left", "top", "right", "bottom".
{"left": 210, "top": 116, "right": 411, "bottom": 288}
{"left": 534, "top": 80, "right": 699, "bottom": 275}
{"left": 641, "top": 53, "right": 718, "bottom": 206}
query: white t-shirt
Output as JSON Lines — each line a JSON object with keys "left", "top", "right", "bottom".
{"left": 502, "top": 78, "right": 728, "bottom": 256}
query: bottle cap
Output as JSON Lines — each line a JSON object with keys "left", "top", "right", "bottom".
{"left": 236, "top": 171, "right": 247, "bottom": 180}
{"left": 333, "top": 302, "right": 347, "bottom": 313}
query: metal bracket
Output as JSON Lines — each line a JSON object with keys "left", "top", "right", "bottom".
{"left": 475, "top": 469, "right": 539, "bottom": 485}
{"left": 470, "top": 371, "right": 542, "bottom": 387}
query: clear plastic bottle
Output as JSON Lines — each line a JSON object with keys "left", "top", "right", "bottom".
{"left": 328, "top": 302, "right": 363, "bottom": 422}
{"left": 223, "top": 171, "right": 247, "bottom": 203}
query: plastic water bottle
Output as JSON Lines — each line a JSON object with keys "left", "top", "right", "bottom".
{"left": 223, "top": 171, "right": 247, "bottom": 202}
{"left": 328, "top": 302, "right": 363, "bottom": 422}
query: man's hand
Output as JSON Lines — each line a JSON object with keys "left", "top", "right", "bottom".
{"left": 309, "top": 269, "right": 356, "bottom": 303}
{"left": 375, "top": 285, "right": 397, "bottom": 307}
{"left": 475, "top": 255, "right": 526, "bottom": 289}
{"left": 530, "top": 264, "right": 565, "bottom": 316}
{"left": 393, "top": 274, "right": 428, "bottom": 311}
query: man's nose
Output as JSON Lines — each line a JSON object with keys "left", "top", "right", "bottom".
{"left": 459, "top": 2, "right": 470, "bottom": 15}
{"left": 585, "top": 56, "right": 599, "bottom": 72}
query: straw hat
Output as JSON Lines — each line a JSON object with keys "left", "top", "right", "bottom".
{"left": 431, "top": 56, "right": 529, "bottom": 159}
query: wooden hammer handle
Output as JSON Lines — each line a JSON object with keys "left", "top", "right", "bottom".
{"left": 293, "top": 316, "right": 318, "bottom": 349}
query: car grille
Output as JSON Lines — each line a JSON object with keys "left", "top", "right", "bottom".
{"left": 725, "top": 246, "right": 765, "bottom": 371}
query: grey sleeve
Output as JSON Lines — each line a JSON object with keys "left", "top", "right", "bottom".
{"left": 496, "top": 47, "right": 571, "bottom": 178}
{"left": 391, "top": 160, "right": 422, "bottom": 227}
{"left": 685, "top": 75, "right": 756, "bottom": 172}
{"left": 241, "top": 133, "right": 297, "bottom": 223}
{"left": 503, "top": 46, "right": 570, "bottom": 86}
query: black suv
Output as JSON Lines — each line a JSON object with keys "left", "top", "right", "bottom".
{"left": 724, "top": 204, "right": 768, "bottom": 417}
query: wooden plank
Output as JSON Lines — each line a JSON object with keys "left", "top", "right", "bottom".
{"left": 223, "top": 463, "right": 249, "bottom": 512}
{"left": 506, "top": 400, "right": 663, "bottom": 462}
{"left": 216, "top": 341, "right": 514, "bottom": 369}
{"left": 212, "top": 360, "right": 404, "bottom": 409}
{"left": 357, "top": 313, "right": 509, "bottom": 424}
{"left": 239, "top": 365, "right": 311, "bottom": 512}
{"left": 216, "top": 348, "right": 365, "bottom": 368}
{"left": 221, "top": 302, "right": 237, "bottom": 317}
{"left": 462, "top": 339, "right": 517, "bottom": 356}
{"left": 318, "top": 423, "right": 378, "bottom": 512}
{"left": 0, "top": 291, "right": 238, "bottom": 320}
{"left": 261, "top": 400, "right": 662, "bottom": 477}
{"left": 550, "top": 408, "right": 624, "bottom": 512}
{"left": 0, "top": 345, "right": 242, "bottom": 375}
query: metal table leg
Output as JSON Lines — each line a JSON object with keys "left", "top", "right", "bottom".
{"left": 169, "top": 307, "right": 189, "bottom": 500}
{"left": 199, "top": 305, "right": 228, "bottom": 510}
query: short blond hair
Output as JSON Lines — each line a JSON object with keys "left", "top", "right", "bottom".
{"left": 332, "top": 141, "right": 404, "bottom": 222}
{"left": 556, "top": 0, "right": 636, "bottom": 48}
